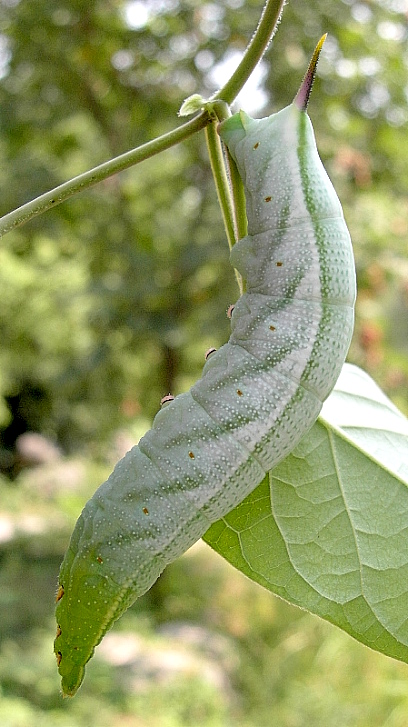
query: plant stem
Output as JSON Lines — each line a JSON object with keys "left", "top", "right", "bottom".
{"left": 205, "top": 115, "right": 244, "bottom": 294}
{"left": 0, "top": 0, "right": 285, "bottom": 238}
{"left": 209, "top": 0, "right": 285, "bottom": 294}
{"left": 205, "top": 120, "right": 236, "bottom": 252}
{"left": 227, "top": 153, "right": 247, "bottom": 244}
{"left": 214, "top": 0, "right": 285, "bottom": 105}
{"left": 205, "top": 106, "right": 247, "bottom": 293}
{"left": 0, "top": 112, "right": 209, "bottom": 237}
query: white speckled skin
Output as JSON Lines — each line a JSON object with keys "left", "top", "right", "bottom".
{"left": 55, "top": 102, "right": 355, "bottom": 696}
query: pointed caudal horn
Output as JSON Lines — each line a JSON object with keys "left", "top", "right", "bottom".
{"left": 293, "top": 34, "right": 327, "bottom": 112}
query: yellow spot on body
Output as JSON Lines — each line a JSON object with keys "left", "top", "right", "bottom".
{"left": 237, "top": 390, "right": 243, "bottom": 396}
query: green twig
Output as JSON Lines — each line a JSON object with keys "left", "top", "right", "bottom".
{"left": 214, "top": 0, "right": 285, "bottom": 105}
{"left": 205, "top": 113, "right": 245, "bottom": 295}
{"left": 224, "top": 148, "right": 247, "bottom": 294}
{"left": 209, "top": 0, "right": 285, "bottom": 289}
{"left": 227, "top": 152, "right": 247, "bottom": 244}
{"left": 205, "top": 120, "right": 236, "bottom": 252}
{"left": 0, "top": 112, "right": 209, "bottom": 237}
{"left": 0, "top": 0, "right": 284, "bottom": 238}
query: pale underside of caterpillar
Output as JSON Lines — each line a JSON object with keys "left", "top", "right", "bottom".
{"left": 55, "top": 41, "right": 356, "bottom": 696}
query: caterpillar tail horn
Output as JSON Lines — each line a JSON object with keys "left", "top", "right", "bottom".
{"left": 293, "top": 34, "right": 327, "bottom": 112}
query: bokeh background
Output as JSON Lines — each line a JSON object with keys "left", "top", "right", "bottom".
{"left": 1, "top": 0, "right": 408, "bottom": 724}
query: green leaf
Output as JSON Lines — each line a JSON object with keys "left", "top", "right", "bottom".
{"left": 178, "top": 94, "right": 207, "bottom": 116}
{"left": 204, "top": 364, "right": 408, "bottom": 663}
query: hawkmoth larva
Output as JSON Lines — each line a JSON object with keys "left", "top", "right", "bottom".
{"left": 55, "top": 36, "right": 356, "bottom": 696}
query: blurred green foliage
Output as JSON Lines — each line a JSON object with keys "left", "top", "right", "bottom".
{"left": 1, "top": 0, "right": 408, "bottom": 722}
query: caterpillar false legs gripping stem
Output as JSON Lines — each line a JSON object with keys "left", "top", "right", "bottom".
{"left": 55, "top": 38, "right": 356, "bottom": 696}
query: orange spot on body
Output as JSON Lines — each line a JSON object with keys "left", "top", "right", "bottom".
{"left": 264, "top": 196, "right": 272, "bottom": 202}
{"left": 237, "top": 389, "right": 243, "bottom": 396}
{"left": 143, "top": 507, "right": 149, "bottom": 515}
{"left": 56, "top": 585, "right": 64, "bottom": 603}
{"left": 56, "top": 626, "right": 62, "bottom": 638}
{"left": 269, "top": 325, "right": 276, "bottom": 331}
{"left": 188, "top": 451, "right": 195, "bottom": 459}
{"left": 56, "top": 651, "right": 62, "bottom": 666}
{"left": 276, "top": 261, "right": 283, "bottom": 267}
{"left": 96, "top": 556, "right": 103, "bottom": 564}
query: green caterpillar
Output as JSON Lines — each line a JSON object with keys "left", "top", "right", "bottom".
{"left": 55, "top": 37, "right": 356, "bottom": 696}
